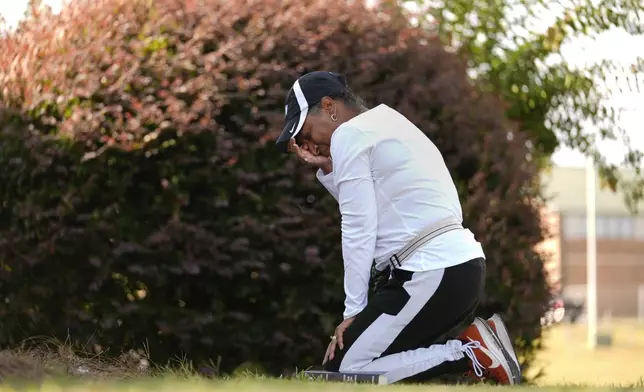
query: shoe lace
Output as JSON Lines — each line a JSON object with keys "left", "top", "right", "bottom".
{"left": 461, "top": 341, "right": 484, "bottom": 378}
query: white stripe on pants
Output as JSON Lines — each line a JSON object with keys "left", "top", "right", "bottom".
{"left": 339, "top": 268, "right": 468, "bottom": 384}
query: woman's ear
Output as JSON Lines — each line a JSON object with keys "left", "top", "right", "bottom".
{"left": 321, "top": 97, "right": 335, "bottom": 115}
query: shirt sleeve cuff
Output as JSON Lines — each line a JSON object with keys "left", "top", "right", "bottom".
{"left": 343, "top": 296, "right": 368, "bottom": 319}
{"left": 316, "top": 167, "right": 333, "bottom": 181}
{"left": 316, "top": 168, "right": 339, "bottom": 201}
{"left": 343, "top": 307, "right": 363, "bottom": 320}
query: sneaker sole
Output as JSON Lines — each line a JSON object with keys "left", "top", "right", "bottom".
{"left": 489, "top": 314, "right": 520, "bottom": 371}
{"left": 477, "top": 317, "right": 522, "bottom": 384}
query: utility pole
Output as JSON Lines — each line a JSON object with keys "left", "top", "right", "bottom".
{"left": 586, "top": 157, "right": 597, "bottom": 350}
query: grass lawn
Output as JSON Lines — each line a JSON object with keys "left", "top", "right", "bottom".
{"left": 0, "top": 378, "right": 640, "bottom": 392}
{"left": 2, "top": 321, "right": 643, "bottom": 391}
{"left": 528, "top": 319, "right": 644, "bottom": 386}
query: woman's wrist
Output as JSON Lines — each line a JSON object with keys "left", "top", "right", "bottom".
{"left": 320, "top": 162, "right": 333, "bottom": 175}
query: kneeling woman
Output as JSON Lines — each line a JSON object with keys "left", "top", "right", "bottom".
{"left": 275, "top": 71, "right": 521, "bottom": 385}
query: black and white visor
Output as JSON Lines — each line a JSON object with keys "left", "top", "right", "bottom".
{"left": 275, "top": 71, "right": 348, "bottom": 153}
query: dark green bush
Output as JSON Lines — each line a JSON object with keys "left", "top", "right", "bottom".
{"left": 0, "top": 0, "right": 551, "bottom": 377}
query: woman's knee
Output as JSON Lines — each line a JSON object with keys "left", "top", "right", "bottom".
{"left": 339, "top": 360, "right": 367, "bottom": 372}
{"left": 324, "top": 353, "right": 367, "bottom": 372}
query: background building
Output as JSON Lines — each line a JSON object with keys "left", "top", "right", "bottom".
{"left": 540, "top": 166, "right": 644, "bottom": 319}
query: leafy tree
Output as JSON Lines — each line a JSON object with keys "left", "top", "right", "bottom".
{"left": 402, "top": 0, "right": 644, "bottom": 211}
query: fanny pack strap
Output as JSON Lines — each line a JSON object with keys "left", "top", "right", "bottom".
{"left": 375, "top": 216, "right": 463, "bottom": 270}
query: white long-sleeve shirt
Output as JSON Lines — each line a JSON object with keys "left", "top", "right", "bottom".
{"left": 316, "top": 104, "right": 485, "bottom": 319}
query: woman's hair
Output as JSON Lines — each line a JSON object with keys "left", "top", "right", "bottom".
{"left": 309, "top": 87, "right": 368, "bottom": 114}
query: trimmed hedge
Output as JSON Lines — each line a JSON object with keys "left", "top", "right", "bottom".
{"left": 0, "top": 0, "right": 551, "bottom": 378}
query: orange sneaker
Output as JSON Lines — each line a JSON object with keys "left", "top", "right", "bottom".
{"left": 458, "top": 317, "right": 521, "bottom": 385}
{"left": 487, "top": 314, "right": 520, "bottom": 374}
